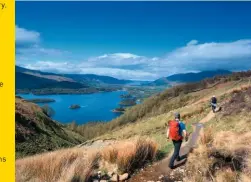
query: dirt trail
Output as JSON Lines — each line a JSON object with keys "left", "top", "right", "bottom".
{"left": 128, "top": 111, "right": 215, "bottom": 182}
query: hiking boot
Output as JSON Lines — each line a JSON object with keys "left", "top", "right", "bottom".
{"left": 169, "top": 166, "right": 175, "bottom": 169}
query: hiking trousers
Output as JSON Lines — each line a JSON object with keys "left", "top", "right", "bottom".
{"left": 211, "top": 103, "right": 217, "bottom": 113}
{"left": 169, "top": 139, "right": 182, "bottom": 168}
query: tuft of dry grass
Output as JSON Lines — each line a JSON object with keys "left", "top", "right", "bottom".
{"left": 16, "top": 138, "right": 158, "bottom": 181}
{"left": 240, "top": 174, "right": 251, "bottom": 182}
{"left": 102, "top": 147, "right": 118, "bottom": 164}
{"left": 16, "top": 148, "right": 100, "bottom": 182}
{"left": 212, "top": 131, "right": 251, "bottom": 160}
{"left": 199, "top": 126, "right": 214, "bottom": 145}
{"left": 101, "top": 138, "right": 158, "bottom": 174}
{"left": 215, "top": 169, "right": 238, "bottom": 182}
{"left": 185, "top": 144, "right": 214, "bottom": 182}
{"left": 185, "top": 130, "right": 251, "bottom": 182}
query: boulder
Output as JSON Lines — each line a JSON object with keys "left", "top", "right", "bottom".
{"left": 159, "top": 175, "right": 164, "bottom": 180}
{"left": 119, "top": 173, "right": 129, "bottom": 181}
{"left": 110, "top": 174, "right": 119, "bottom": 182}
{"left": 108, "top": 171, "right": 114, "bottom": 177}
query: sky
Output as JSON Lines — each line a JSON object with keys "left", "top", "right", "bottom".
{"left": 16, "top": 1, "right": 251, "bottom": 81}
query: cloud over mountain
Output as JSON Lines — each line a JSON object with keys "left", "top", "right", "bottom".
{"left": 16, "top": 26, "right": 251, "bottom": 80}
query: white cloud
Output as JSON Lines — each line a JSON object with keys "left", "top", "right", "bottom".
{"left": 161, "top": 39, "right": 251, "bottom": 74}
{"left": 16, "top": 25, "right": 70, "bottom": 60}
{"left": 16, "top": 26, "right": 251, "bottom": 81}
{"left": 16, "top": 44, "right": 69, "bottom": 57}
{"left": 16, "top": 25, "right": 40, "bottom": 44}
{"left": 88, "top": 53, "right": 148, "bottom": 68}
{"left": 97, "top": 53, "right": 140, "bottom": 59}
{"left": 187, "top": 40, "right": 198, "bottom": 46}
{"left": 22, "top": 61, "right": 157, "bottom": 81}
{"left": 169, "top": 40, "right": 251, "bottom": 60}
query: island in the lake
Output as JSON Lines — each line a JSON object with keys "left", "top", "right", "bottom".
{"left": 26, "top": 98, "right": 56, "bottom": 103}
{"left": 112, "top": 107, "right": 125, "bottom": 113}
{"left": 69, "top": 104, "right": 81, "bottom": 109}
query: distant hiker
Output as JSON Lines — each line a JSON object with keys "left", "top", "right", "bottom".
{"left": 211, "top": 95, "right": 217, "bottom": 113}
{"left": 166, "top": 112, "right": 187, "bottom": 169}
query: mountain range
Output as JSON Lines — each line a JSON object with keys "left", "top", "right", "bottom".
{"left": 16, "top": 66, "right": 232, "bottom": 90}
{"left": 15, "top": 66, "right": 132, "bottom": 90}
{"left": 147, "top": 69, "right": 232, "bottom": 86}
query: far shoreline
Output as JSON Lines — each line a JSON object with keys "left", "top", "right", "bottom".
{"left": 15, "top": 88, "right": 126, "bottom": 96}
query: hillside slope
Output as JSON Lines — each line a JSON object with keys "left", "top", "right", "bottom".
{"left": 16, "top": 71, "right": 251, "bottom": 182}
{"left": 16, "top": 72, "right": 86, "bottom": 89}
{"left": 65, "top": 73, "right": 132, "bottom": 85}
{"left": 15, "top": 97, "right": 85, "bottom": 158}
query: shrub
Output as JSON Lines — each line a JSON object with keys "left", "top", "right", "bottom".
{"left": 41, "top": 104, "right": 55, "bottom": 117}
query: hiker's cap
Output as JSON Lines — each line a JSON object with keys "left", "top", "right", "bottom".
{"left": 213, "top": 95, "right": 216, "bottom": 97}
{"left": 175, "top": 112, "right": 180, "bottom": 119}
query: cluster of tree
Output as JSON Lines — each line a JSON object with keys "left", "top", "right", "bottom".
{"left": 69, "top": 104, "right": 81, "bottom": 109}
{"left": 41, "top": 105, "right": 55, "bottom": 117}
{"left": 26, "top": 98, "right": 55, "bottom": 103}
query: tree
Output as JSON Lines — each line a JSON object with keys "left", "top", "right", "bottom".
{"left": 41, "top": 104, "right": 55, "bottom": 117}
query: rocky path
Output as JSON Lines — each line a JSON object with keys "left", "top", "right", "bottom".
{"left": 127, "top": 111, "right": 215, "bottom": 182}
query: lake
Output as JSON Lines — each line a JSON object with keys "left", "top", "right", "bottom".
{"left": 17, "top": 91, "right": 127, "bottom": 124}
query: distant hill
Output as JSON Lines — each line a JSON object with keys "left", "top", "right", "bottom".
{"left": 148, "top": 70, "right": 232, "bottom": 86}
{"left": 16, "top": 66, "right": 132, "bottom": 87}
{"left": 15, "top": 97, "right": 85, "bottom": 158}
{"left": 16, "top": 66, "right": 75, "bottom": 82}
{"left": 64, "top": 74, "right": 132, "bottom": 85}
{"left": 15, "top": 72, "right": 86, "bottom": 89}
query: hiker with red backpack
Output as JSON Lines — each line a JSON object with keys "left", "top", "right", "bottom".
{"left": 166, "top": 112, "right": 188, "bottom": 169}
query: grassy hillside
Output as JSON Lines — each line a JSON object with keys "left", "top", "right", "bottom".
{"left": 16, "top": 70, "right": 251, "bottom": 182}
{"left": 67, "top": 70, "right": 251, "bottom": 141}
{"left": 15, "top": 97, "right": 85, "bottom": 158}
{"left": 184, "top": 86, "right": 251, "bottom": 182}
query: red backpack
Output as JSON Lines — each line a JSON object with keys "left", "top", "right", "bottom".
{"left": 169, "top": 120, "right": 183, "bottom": 141}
